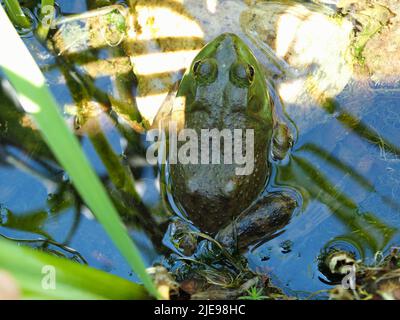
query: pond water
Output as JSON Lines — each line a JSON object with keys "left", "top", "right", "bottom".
{"left": 1, "top": 0, "right": 399, "bottom": 298}
{"left": 248, "top": 84, "right": 400, "bottom": 295}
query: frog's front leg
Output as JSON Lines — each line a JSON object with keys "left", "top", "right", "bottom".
{"left": 215, "top": 192, "right": 297, "bottom": 252}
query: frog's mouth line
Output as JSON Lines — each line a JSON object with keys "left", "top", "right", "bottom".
{"left": 146, "top": 121, "right": 257, "bottom": 176}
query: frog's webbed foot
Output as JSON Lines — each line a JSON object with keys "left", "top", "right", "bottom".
{"left": 166, "top": 217, "right": 198, "bottom": 256}
{"left": 271, "top": 122, "right": 293, "bottom": 161}
{"left": 215, "top": 192, "right": 297, "bottom": 252}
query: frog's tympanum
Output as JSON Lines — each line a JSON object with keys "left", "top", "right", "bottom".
{"left": 155, "top": 33, "right": 297, "bottom": 251}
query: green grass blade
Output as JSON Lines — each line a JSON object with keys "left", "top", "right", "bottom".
{"left": 3, "top": 0, "right": 31, "bottom": 28}
{"left": 0, "top": 6, "right": 160, "bottom": 299}
{"left": 0, "top": 238, "right": 150, "bottom": 299}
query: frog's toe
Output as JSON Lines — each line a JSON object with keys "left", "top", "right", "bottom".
{"left": 166, "top": 218, "right": 198, "bottom": 256}
{"left": 272, "top": 122, "right": 293, "bottom": 161}
{"left": 216, "top": 192, "right": 297, "bottom": 252}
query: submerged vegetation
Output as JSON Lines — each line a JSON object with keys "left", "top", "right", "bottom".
{"left": 0, "top": 0, "right": 399, "bottom": 300}
{"left": 0, "top": 0, "right": 159, "bottom": 299}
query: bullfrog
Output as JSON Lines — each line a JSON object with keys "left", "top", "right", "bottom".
{"left": 153, "top": 33, "right": 297, "bottom": 252}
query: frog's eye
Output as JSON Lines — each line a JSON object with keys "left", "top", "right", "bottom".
{"left": 193, "top": 58, "right": 218, "bottom": 85}
{"left": 230, "top": 62, "right": 255, "bottom": 87}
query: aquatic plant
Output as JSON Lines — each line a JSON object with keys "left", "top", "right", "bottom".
{"left": 0, "top": 3, "right": 160, "bottom": 299}
{"left": 0, "top": 238, "right": 149, "bottom": 299}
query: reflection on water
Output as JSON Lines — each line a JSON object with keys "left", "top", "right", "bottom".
{"left": 248, "top": 85, "right": 400, "bottom": 295}
{"left": 1, "top": 0, "right": 400, "bottom": 297}
{"left": 0, "top": 75, "right": 161, "bottom": 278}
{"left": 0, "top": 233, "right": 87, "bottom": 264}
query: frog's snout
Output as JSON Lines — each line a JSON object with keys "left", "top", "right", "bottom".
{"left": 215, "top": 33, "right": 239, "bottom": 54}
{"left": 216, "top": 33, "right": 240, "bottom": 43}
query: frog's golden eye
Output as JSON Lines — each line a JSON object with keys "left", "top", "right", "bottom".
{"left": 230, "top": 62, "right": 255, "bottom": 87}
{"left": 193, "top": 58, "right": 218, "bottom": 85}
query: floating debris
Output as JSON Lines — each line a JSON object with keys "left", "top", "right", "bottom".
{"left": 320, "top": 247, "right": 400, "bottom": 300}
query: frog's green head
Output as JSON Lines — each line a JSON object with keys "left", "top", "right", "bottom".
{"left": 177, "top": 33, "right": 273, "bottom": 127}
